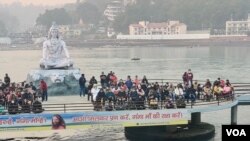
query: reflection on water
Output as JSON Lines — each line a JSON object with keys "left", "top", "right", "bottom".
{"left": 1, "top": 46, "right": 250, "bottom": 82}
{"left": 0, "top": 46, "right": 250, "bottom": 141}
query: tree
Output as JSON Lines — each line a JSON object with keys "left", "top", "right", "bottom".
{"left": 113, "top": 0, "right": 171, "bottom": 33}
{"left": 76, "top": 2, "right": 101, "bottom": 24}
{"left": 0, "top": 20, "right": 7, "bottom": 37}
{"left": 113, "top": 13, "right": 129, "bottom": 33}
{"left": 112, "top": 0, "right": 250, "bottom": 33}
{"left": 85, "top": 0, "right": 111, "bottom": 12}
{"left": 36, "top": 8, "right": 72, "bottom": 28}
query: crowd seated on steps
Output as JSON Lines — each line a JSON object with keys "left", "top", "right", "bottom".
{"left": 0, "top": 74, "right": 43, "bottom": 114}
{"left": 0, "top": 69, "right": 235, "bottom": 113}
{"left": 84, "top": 70, "right": 234, "bottom": 111}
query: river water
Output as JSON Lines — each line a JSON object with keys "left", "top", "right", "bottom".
{"left": 0, "top": 45, "right": 250, "bottom": 141}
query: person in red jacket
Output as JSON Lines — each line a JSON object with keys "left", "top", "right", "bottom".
{"left": 40, "top": 79, "right": 48, "bottom": 102}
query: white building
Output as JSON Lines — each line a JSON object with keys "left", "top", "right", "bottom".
{"left": 118, "top": 21, "right": 210, "bottom": 40}
{"left": 104, "top": 0, "right": 136, "bottom": 21}
{"left": 104, "top": 0, "right": 124, "bottom": 21}
{"left": 123, "top": 0, "right": 136, "bottom": 6}
{"left": 107, "top": 28, "right": 115, "bottom": 37}
{"left": 0, "top": 37, "right": 11, "bottom": 45}
{"left": 58, "top": 25, "right": 86, "bottom": 38}
{"left": 226, "top": 14, "right": 250, "bottom": 35}
{"left": 129, "top": 21, "right": 187, "bottom": 35}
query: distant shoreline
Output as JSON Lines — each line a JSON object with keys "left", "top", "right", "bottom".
{"left": 1, "top": 37, "right": 250, "bottom": 51}
{"left": 65, "top": 37, "right": 250, "bottom": 47}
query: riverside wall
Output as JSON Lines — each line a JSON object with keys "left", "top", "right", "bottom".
{"left": 1, "top": 36, "right": 250, "bottom": 50}
{"left": 66, "top": 36, "right": 250, "bottom": 47}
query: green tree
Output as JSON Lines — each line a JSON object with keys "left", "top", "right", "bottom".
{"left": 113, "top": 13, "right": 129, "bottom": 33}
{"left": 113, "top": 0, "right": 158, "bottom": 33}
{"left": 0, "top": 20, "right": 7, "bottom": 37}
{"left": 36, "top": 8, "right": 72, "bottom": 28}
{"left": 76, "top": 2, "right": 101, "bottom": 24}
{"left": 85, "top": 0, "right": 111, "bottom": 12}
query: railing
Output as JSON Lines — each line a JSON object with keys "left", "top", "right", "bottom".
{"left": 63, "top": 78, "right": 250, "bottom": 90}
{"left": 1, "top": 93, "right": 235, "bottom": 115}
{"left": 2, "top": 80, "right": 249, "bottom": 115}
{"left": 42, "top": 94, "right": 235, "bottom": 113}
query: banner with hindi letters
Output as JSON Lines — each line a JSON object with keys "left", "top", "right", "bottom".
{"left": 0, "top": 109, "right": 188, "bottom": 131}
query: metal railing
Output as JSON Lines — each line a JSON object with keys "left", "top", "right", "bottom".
{"left": 1, "top": 80, "right": 249, "bottom": 115}
{"left": 11, "top": 93, "right": 233, "bottom": 114}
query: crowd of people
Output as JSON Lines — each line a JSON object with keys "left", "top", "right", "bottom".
{"left": 0, "top": 69, "right": 235, "bottom": 113}
{"left": 79, "top": 69, "right": 235, "bottom": 111}
{"left": 0, "top": 73, "right": 46, "bottom": 114}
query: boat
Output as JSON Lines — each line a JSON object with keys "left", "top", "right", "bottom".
{"left": 131, "top": 57, "right": 140, "bottom": 61}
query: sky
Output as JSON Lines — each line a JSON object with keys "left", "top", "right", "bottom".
{"left": 0, "top": 0, "right": 76, "bottom": 6}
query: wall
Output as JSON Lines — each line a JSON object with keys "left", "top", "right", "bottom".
{"left": 117, "top": 34, "right": 210, "bottom": 40}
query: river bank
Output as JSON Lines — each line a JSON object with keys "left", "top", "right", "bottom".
{"left": 1, "top": 36, "right": 250, "bottom": 51}
{"left": 65, "top": 36, "right": 250, "bottom": 47}
{"left": 70, "top": 41, "right": 249, "bottom": 48}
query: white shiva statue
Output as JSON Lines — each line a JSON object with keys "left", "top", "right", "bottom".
{"left": 40, "top": 22, "right": 73, "bottom": 69}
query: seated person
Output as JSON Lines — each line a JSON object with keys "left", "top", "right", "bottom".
{"left": 117, "top": 89, "right": 126, "bottom": 106}
{"left": 30, "top": 82, "right": 37, "bottom": 100}
{"left": 165, "top": 98, "right": 174, "bottom": 109}
{"left": 22, "top": 99, "right": 31, "bottom": 113}
{"left": 7, "top": 91, "right": 17, "bottom": 104}
{"left": 0, "top": 90, "right": 5, "bottom": 106}
{"left": 203, "top": 85, "right": 212, "bottom": 101}
{"left": 105, "top": 88, "right": 115, "bottom": 104}
{"left": 112, "top": 86, "right": 120, "bottom": 96}
{"left": 129, "top": 87, "right": 138, "bottom": 102}
{"left": 148, "top": 88, "right": 157, "bottom": 100}
{"left": 8, "top": 100, "right": 19, "bottom": 114}
{"left": 223, "top": 83, "right": 232, "bottom": 98}
{"left": 118, "top": 89, "right": 126, "bottom": 99}
{"left": 21, "top": 89, "right": 33, "bottom": 105}
{"left": 32, "top": 100, "right": 43, "bottom": 113}
{"left": 213, "top": 82, "right": 223, "bottom": 100}
{"left": 96, "top": 88, "right": 106, "bottom": 106}
{"left": 91, "top": 84, "right": 99, "bottom": 102}
{"left": 174, "top": 85, "right": 184, "bottom": 100}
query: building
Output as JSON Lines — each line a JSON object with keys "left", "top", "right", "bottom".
{"left": 129, "top": 21, "right": 187, "bottom": 35}
{"left": 59, "top": 25, "right": 86, "bottom": 38}
{"left": 226, "top": 14, "right": 250, "bottom": 35}
{"left": 59, "top": 25, "right": 71, "bottom": 35}
{"left": 117, "top": 20, "right": 210, "bottom": 40}
{"left": 0, "top": 37, "right": 11, "bottom": 45}
{"left": 104, "top": 0, "right": 136, "bottom": 21}
{"left": 8, "top": 32, "right": 33, "bottom": 44}
{"left": 123, "top": 0, "right": 136, "bottom": 6}
{"left": 30, "top": 25, "right": 47, "bottom": 38}
{"left": 57, "top": 18, "right": 100, "bottom": 38}
{"left": 104, "top": 0, "right": 124, "bottom": 21}
{"left": 107, "top": 27, "right": 115, "bottom": 37}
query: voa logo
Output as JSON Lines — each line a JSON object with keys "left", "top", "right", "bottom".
{"left": 226, "top": 129, "right": 246, "bottom": 136}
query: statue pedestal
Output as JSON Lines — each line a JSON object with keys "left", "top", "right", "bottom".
{"left": 26, "top": 68, "right": 81, "bottom": 96}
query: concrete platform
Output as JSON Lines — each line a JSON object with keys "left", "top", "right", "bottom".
{"left": 237, "top": 94, "right": 250, "bottom": 105}
{"left": 125, "top": 122, "right": 215, "bottom": 141}
{"left": 41, "top": 95, "right": 94, "bottom": 113}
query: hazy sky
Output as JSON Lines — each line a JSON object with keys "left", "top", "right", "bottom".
{"left": 0, "top": 0, "right": 76, "bottom": 6}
